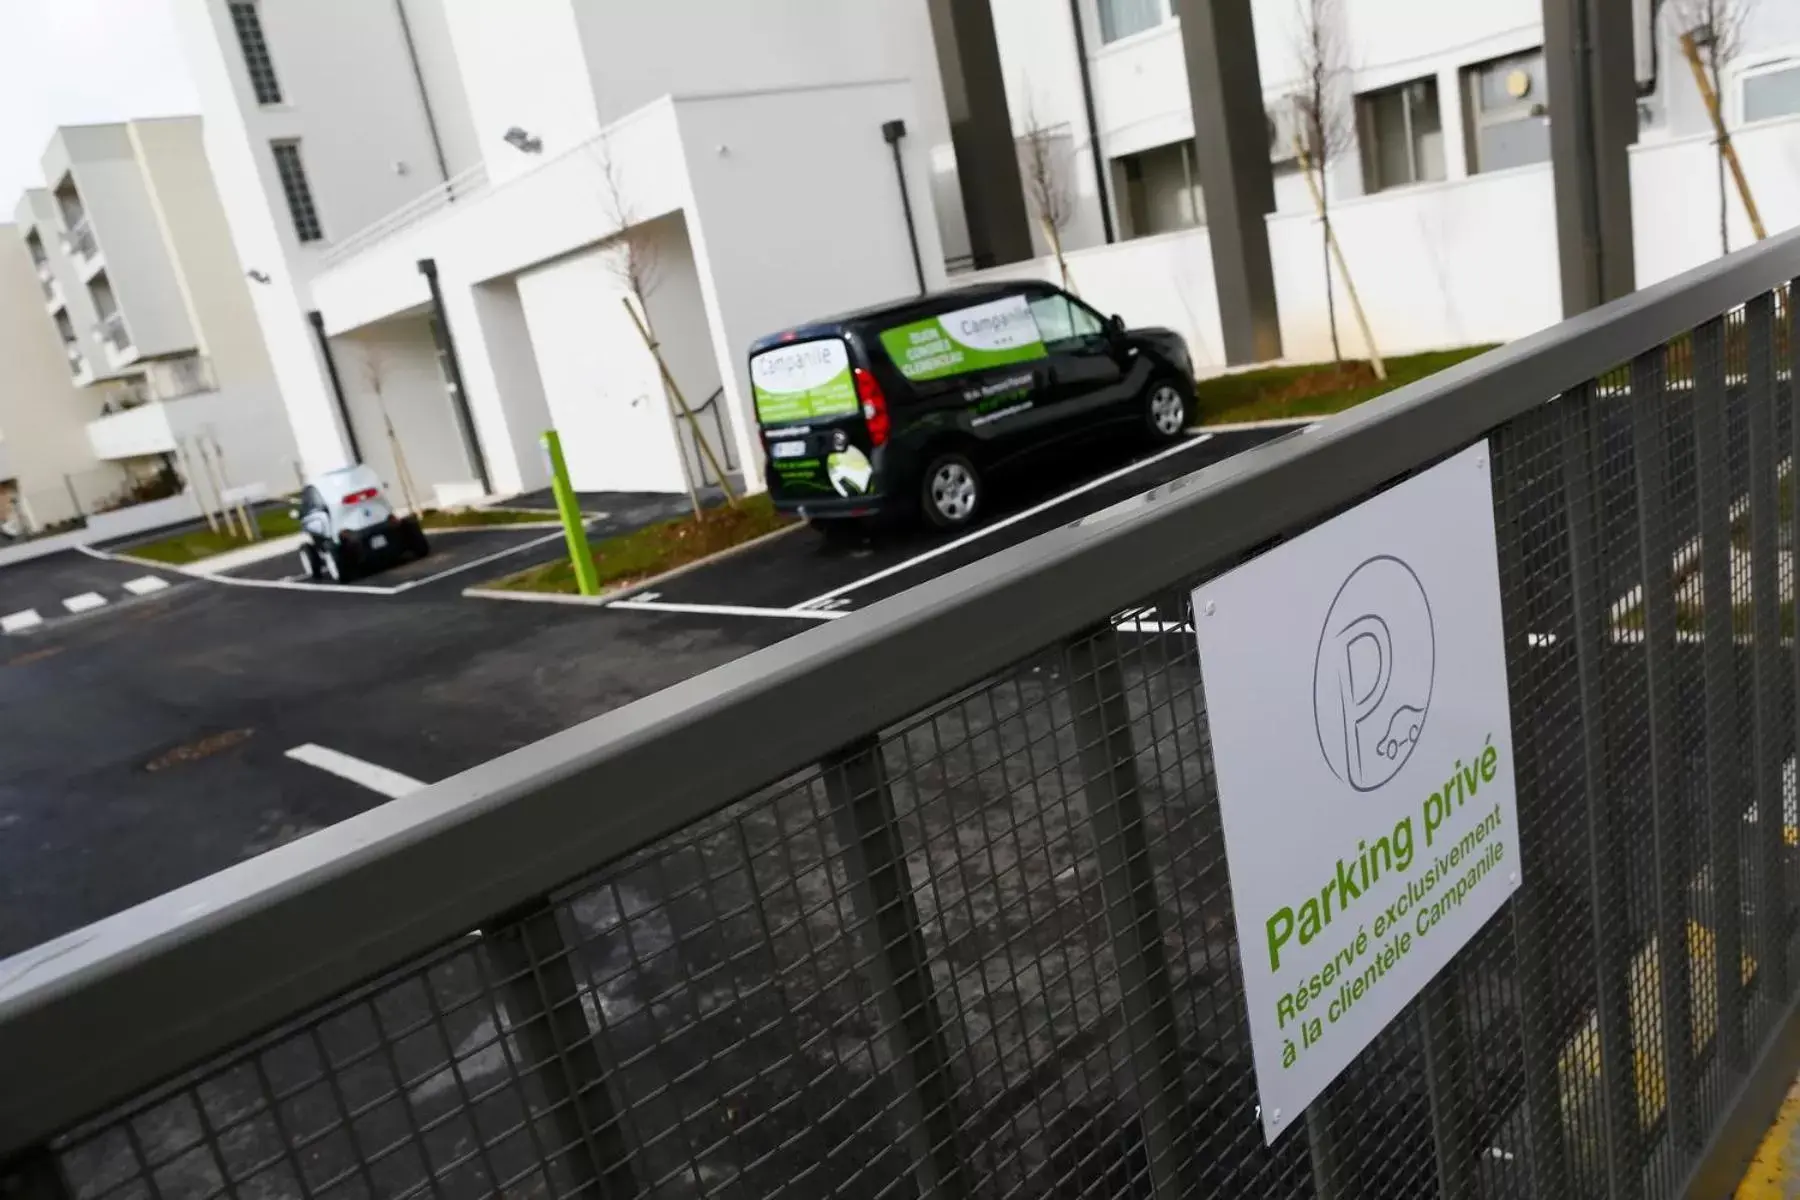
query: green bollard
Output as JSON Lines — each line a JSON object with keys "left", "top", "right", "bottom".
{"left": 541, "top": 430, "right": 598, "bottom": 596}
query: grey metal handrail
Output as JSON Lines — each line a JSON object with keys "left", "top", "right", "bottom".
{"left": 4, "top": 226, "right": 1800, "bottom": 1162}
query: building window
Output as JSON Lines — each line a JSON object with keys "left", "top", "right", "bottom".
{"left": 1115, "top": 139, "right": 1202, "bottom": 238}
{"left": 271, "top": 141, "right": 324, "bottom": 243}
{"left": 1463, "top": 50, "right": 1551, "bottom": 173}
{"left": 1098, "top": 0, "right": 1163, "bottom": 44}
{"left": 228, "top": 2, "right": 283, "bottom": 105}
{"left": 1743, "top": 59, "right": 1800, "bottom": 123}
{"left": 1357, "top": 77, "right": 1446, "bottom": 192}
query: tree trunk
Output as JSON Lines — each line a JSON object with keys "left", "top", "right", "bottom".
{"left": 1321, "top": 167, "right": 1341, "bottom": 362}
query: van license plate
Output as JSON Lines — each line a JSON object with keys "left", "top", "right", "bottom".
{"left": 370, "top": 535, "right": 388, "bottom": 550}
{"left": 771, "top": 440, "right": 808, "bottom": 459}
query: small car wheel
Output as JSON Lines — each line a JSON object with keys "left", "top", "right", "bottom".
{"left": 297, "top": 545, "right": 321, "bottom": 580}
{"left": 921, "top": 452, "right": 982, "bottom": 530}
{"left": 407, "top": 523, "right": 431, "bottom": 560}
{"left": 322, "top": 545, "right": 347, "bottom": 583}
{"left": 1145, "top": 380, "right": 1189, "bottom": 441}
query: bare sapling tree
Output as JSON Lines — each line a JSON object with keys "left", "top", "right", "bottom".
{"left": 1292, "top": 0, "right": 1356, "bottom": 362}
{"left": 1020, "top": 95, "right": 1077, "bottom": 293}
{"left": 1669, "top": 0, "right": 1760, "bottom": 254}
{"left": 360, "top": 341, "right": 421, "bottom": 517}
{"left": 590, "top": 135, "right": 736, "bottom": 513}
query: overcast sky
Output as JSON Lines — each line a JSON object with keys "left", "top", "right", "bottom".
{"left": 0, "top": 0, "right": 198, "bottom": 207}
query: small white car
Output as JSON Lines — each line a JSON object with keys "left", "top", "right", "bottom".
{"left": 292, "top": 465, "right": 429, "bottom": 582}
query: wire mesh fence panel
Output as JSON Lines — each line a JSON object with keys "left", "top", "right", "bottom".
{"left": 20, "top": 264, "right": 1800, "bottom": 1200}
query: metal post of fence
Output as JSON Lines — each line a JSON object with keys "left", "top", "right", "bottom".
{"left": 0, "top": 1148, "right": 70, "bottom": 1200}
{"left": 1305, "top": 1103, "right": 1344, "bottom": 1198}
{"left": 823, "top": 736, "right": 966, "bottom": 1200}
{"left": 1064, "top": 628, "right": 1190, "bottom": 1199}
{"left": 1747, "top": 291, "right": 1790, "bottom": 1007}
{"left": 1560, "top": 385, "right": 1642, "bottom": 1193}
{"left": 1629, "top": 347, "right": 1699, "bottom": 1155}
{"left": 1419, "top": 976, "right": 1477, "bottom": 1199}
{"left": 1695, "top": 316, "right": 1747, "bottom": 1072}
{"left": 1490, "top": 427, "right": 1573, "bottom": 1197}
{"left": 481, "top": 900, "right": 640, "bottom": 1199}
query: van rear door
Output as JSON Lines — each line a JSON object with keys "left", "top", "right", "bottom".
{"left": 750, "top": 337, "right": 875, "bottom": 501}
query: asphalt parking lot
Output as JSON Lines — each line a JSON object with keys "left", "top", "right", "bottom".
{"left": 609, "top": 427, "right": 1288, "bottom": 622}
{"left": 0, "top": 428, "right": 1291, "bottom": 957}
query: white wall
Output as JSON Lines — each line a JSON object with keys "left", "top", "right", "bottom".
{"left": 1632, "top": 115, "right": 1800, "bottom": 287}
{"left": 333, "top": 316, "right": 475, "bottom": 502}
{"left": 1269, "top": 162, "right": 1560, "bottom": 360}
{"left": 515, "top": 239, "right": 688, "bottom": 493}
{"left": 46, "top": 126, "right": 197, "bottom": 361}
{"left": 0, "top": 226, "right": 109, "bottom": 528}
{"left": 127, "top": 118, "right": 280, "bottom": 399}
{"left": 166, "top": 386, "right": 302, "bottom": 494}
{"left": 396, "top": 0, "right": 484, "bottom": 179}
{"left": 169, "top": 0, "right": 349, "bottom": 477}
{"left": 679, "top": 81, "right": 947, "bottom": 490}
{"left": 441, "top": 0, "right": 601, "bottom": 184}
{"left": 965, "top": 160, "right": 1561, "bottom": 368}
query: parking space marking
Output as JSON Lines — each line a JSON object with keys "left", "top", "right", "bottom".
{"left": 792, "top": 434, "right": 1215, "bottom": 611}
{"left": 286, "top": 743, "right": 427, "bottom": 798}
{"left": 123, "top": 576, "right": 171, "bottom": 596}
{"left": 606, "top": 598, "right": 847, "bottom": 622}
{"left": 1, "top": 610, "right": 42, "bottom": 634}
{"left": 63, "top": 593, "right": 107, "bottom": 614}
{"left": 399, "top": 530, "right": 571, "bottom": 589}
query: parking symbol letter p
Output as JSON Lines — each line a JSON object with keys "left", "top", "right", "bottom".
{"left": 1332, "top": 615, "right": 1391, "bottom": 787}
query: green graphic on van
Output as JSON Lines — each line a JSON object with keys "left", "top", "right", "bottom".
{"left": 751, "top": 338, "right": 858, "bottom": 425}
{"left": 827, "top": 446, "right": 873, "bottom": 496}
{"left": 880, "top": 294, "right": 1047, "bottom": 382}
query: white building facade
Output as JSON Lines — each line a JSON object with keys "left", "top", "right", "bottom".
{"left": 172, "top": 0, "right": 1800, "bottom": 502}
{"left": 10, "top": 117, "right": 298, "bottom": 518}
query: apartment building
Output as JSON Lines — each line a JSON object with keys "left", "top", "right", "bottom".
{"left": 992, "top": 0, "right": 1800, "bottom": 253}
{"left": 174, "top": 0, "right": 1800, "bottom": 505}
{"left": 11, "top": 118, "right": 298, "bottom": 513}
{"left": 0, "top": 224, "right": 116, "bottom": 532}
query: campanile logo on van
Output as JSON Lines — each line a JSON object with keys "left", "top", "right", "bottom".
{"left": 1311, "top": 555, "right": 1435, "bottom": 792}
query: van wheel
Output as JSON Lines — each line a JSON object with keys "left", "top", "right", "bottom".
{"left": 921, "top": 452, "right": 982, "bottom": 529}
{"left": 1146, "top": 380, "right": 1189, "bottom": 441}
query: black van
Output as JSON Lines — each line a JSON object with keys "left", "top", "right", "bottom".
{"left": 748, "top": 281, "right": 1193, "bottom": 533}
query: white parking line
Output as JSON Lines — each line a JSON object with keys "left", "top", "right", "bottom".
{"left": 63, "top": 592, "right": 107, "bottom": 614}
{"left": 792, "top": 434, "right": 1216, "bottom": 611}
{"left": 1, "top": 610, "right": 42, "bottom": 634}
{"left": 123, "top": 576, "right": 170, "bottom": 596}
{"left": 606, "top": 598, "right": 846, "bottom": 621}
{"left": 398, "top": 530, "right": 570, "bottom": 589}
{"left": 286, "top": 744, "right": 427, "bottom": 798}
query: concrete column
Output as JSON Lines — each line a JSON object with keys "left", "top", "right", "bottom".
{"left": 1544, "top": 0, "right": 1637, "bottom": 315}
{"left": 1172, "top": 0, "right": 1283, "bottom": 364}
{"left": 927, "top": 0, "right": 1033, "bottom": 269}
{"left": 433, "top": 278, "right": 556, "bottom": 498}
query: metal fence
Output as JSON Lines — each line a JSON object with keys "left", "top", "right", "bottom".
{"left": 6, "top": 230, "right": 1800, "bottom": 1200}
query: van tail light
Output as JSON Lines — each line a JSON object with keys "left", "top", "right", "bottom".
{"left": 854, "top": 367, "right": 890, "bottom": 447}
{"left": 342, "top": 487, "right": 379, "bottom": 505}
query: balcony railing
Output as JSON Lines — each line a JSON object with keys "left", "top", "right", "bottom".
{"left": 149, "top": 355, "right": 216, "bottom": 402}
{"left": 66, "top": 216, "right": 98, "bottom": 262}
{"left": 98, "top": 311, "right": 130, "bottom": 352}
{"left": 63, "top": 342, "right": 85, "bottom": 377}
{"left": 38, "top": 273, "right": 57, "bottom": 303}
{"left": 320, "top": 162, "right": 488, "bottom": 268}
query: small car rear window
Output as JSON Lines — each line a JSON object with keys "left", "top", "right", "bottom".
{"left": 750, "top": 338, "right": 857, "bottom": 425}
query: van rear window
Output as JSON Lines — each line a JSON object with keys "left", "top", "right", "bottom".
{"left": 879, "top": 294, "right": 1046, "bottom": 382}
{"left": 750, "top": 338, "right": 857, "bottom": 425}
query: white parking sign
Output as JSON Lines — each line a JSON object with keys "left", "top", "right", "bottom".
{"left": 1191, "top": 442, "right": 1520, "bottom": 1143}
